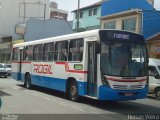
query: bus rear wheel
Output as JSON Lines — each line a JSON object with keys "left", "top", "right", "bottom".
{"left": 68, "top": 81, "right": 79, "bottom": 101}
{"left": 24, "top": 74, "right": 31, "bottom": 89}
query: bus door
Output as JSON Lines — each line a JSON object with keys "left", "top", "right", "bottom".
{"left": 12, "top": 47, "right": 23, "bottom": 80}
{"left": 87, "top": 42, "right": 97, "bottom": 97}
{"left": 19, "top": 49, "right": 23, "bottom": 80}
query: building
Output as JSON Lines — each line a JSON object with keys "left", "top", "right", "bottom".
{"left": 100, "top": 0, "right": 160, "bottom": 58}
{"left": 72, "top": 1, "right": 102, "bottom": 32}
{"left": 100, "top": 0, "right": 160, "bottom": 38}
{"left": 147, "top": 33, "right": 160, "bottom": 58}
{"left": 0, "top": 0, "right": 50, "bottom": 63}
{"left": 24, "top": 18, "right": 73, "bottom": 41}
{"left": 50, "top": 1, "right": 68, "bottom": 20}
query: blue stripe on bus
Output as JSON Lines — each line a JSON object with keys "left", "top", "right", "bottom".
{"left": 11, "top": 72, "right": 147, "bottom": 100}
{"left": 98, "top": 85, "right": 148, "bottom": 100}
{"left": 11, "top": 72, "right": 22, "bottom": 81}
{"left": 11, "top": 72, "right": 87, "bottom": 96}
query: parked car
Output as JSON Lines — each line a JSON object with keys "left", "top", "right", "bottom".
{"left": 0, "top": 63, "right": 8, "bottom": 78}
{"left": 148, "top": 58, "right": 160, "bottom": 99}
{"left": 4, "top": 64, "right": 11, "bottom": 76}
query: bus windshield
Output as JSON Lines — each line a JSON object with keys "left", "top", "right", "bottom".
{"left": 100, "top": 42, "right": 147, "bottom": 77}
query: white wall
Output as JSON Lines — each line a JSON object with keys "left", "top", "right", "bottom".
{"left": 0, "top": 0, "right": 50, "bottom": 40}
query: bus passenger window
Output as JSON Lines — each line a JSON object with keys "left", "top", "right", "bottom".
{"left": 69, "top": 39, "right": 84, "bottom": 62}
{"left": 43, "top": 42, "right": 54, "bottom": 62}
{"left": 24, "top": 46, "right": 33, "bottom": 61}
{"left": 12, "top": 48, "right": 19, "bottom": 61}
{"left": 55, "top": 41, "right": 68, "bottom": 61}
{"left": 33, "top": 44, "right": 43, "bottom": 61}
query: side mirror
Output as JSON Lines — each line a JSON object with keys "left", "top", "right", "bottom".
{"left": 149, "top": 71, "right": 154, "bottom": 76}
{"left": 154, "top": 73, "right": 159, "bottom": 79}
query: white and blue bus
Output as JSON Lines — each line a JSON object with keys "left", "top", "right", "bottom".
{"left": 12, "top": 29, "right": 148, "bottom": 101}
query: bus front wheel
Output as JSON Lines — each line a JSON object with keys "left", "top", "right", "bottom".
{"left": 24, "top": 74, "right": 31, "bottom": 89}
{"left": 68, "top": 81, "right": 79, "bottom": 101}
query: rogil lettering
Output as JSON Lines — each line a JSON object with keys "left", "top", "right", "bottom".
{"left": 33, "top": 64, "right": 53, "bottom": 74}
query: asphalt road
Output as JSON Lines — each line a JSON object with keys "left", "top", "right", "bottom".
{"left": 0, "top": 77, "right": 160, "bottom": 120}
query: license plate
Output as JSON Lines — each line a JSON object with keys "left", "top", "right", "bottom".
{"left": 125, "top": 92, "right": 133, "bottom": 96}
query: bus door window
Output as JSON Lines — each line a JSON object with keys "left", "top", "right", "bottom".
{"left": 55, "top": 41, "right": 68, "bottom": 61}
{"left": 69, "top": 39, "right": 84, "bottom": 62}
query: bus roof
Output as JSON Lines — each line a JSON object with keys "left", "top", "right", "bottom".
{"left": 13, "top": 29, "right": 100, "bottom": 48}
{"left": 13, "top": 29, "right": 143, "bottom": 48}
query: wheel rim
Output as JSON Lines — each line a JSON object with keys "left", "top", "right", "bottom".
{"left": 156, "top": 91, "right": 160, "bottom": 99}
{"left": 26, "top": 75, "right": 30, "bottom": 88}
{"left": 70, "top": 85, "right": 77, "bottom": 100}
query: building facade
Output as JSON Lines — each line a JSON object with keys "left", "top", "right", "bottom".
{"left": 24, "top": 18, "right": 73, "bottom": 41}
{"left": 72, "top": 1, "right": 102, "bottom": 32}
{"left": 50, "top": 1, "right": 68, "bottom": 20}
{"left": 147, "top": 33, "right": 160, "bottom": 58}
{"left": 0, "top": 0, "right": 50, "bottom": 63}
{"left": 100, "top": 0, "right": 160, "bottom": 38}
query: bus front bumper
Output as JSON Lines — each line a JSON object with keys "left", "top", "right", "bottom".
{"left": 98, "top": 85, "right": 148, "bottom": 101}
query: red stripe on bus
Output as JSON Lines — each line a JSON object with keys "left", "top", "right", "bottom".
{"left": 68, "top": 70, "right": 88, "bottom": 74}
{"left": 107, "top": 77, "right": 147, "bottom": 82}
{"left": 55, "top": 62, "right": 66, "bottom": 65}
{"left": 21, "top": 62, "right": 32, "bottom": 64}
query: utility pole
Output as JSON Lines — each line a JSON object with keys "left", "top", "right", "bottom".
{"left": 76, "top": 0, "right": 80, "bottom": 32}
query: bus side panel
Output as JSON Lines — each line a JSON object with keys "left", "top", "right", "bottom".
{"left": 12, "top": 63, "right": 21, "bottom": 81}
{"left": 21, "top": 62, "right": 32, "bottom": 82}
{"left": 31, "top": 62, "right": 66, "bottom": 92}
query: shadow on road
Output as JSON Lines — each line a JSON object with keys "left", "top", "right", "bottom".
{"left": 0, "top": 89, "right": 11, "bottom": 96}
{"left": 17, "top": 84, "right": 160, "bottom": 115}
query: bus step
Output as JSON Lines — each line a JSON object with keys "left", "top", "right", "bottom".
{"left": 84, "top": 95, "right": 98, "bottom": 100}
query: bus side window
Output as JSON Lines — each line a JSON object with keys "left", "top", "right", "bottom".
{"left": 33, "top": 44, "right": 43, "bottom": 61}
{"left": 43, "top": 42, "right": 54, "bottom": 62}
{"left": 24, "top": 46, "right": 33, "bottom": 61}
{"left": 12, "top": 48, "right": 19, "bottom": 61}
{"left": 69, "top": 38, "right": 84, "bottom": 62}
{"left": 55, "top": 41, "right": 68, "bottom": 61}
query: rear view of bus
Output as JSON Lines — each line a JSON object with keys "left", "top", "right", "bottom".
{"left": 99, "top": 30, "right": 148, "bottom": 100}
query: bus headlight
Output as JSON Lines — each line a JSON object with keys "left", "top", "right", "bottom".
{"left": 102, "top": 76, "right": 110, "bottom": 87}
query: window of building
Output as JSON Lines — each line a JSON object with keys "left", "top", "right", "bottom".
{"left": 93, "top": 8, "right": 97, "bottom": 15}
{"left": 33, "top": 44, "right": 43, "bottom": 61}
{"left": 12, "top": 48, "right": 19, "bottom": 61}
{"left": 104, "top": 21, "right": 116, "bottom": 29}
{"left": 75, "top": 12, "right": 78, "bottom": 19}
{"left": 69, "top": 39, "right": 84, "bottom": 62}
{"left": 89, "top": 9, "right": 93, "bottom": 16}
{"left": 43, "top": 42, "right": 54, "bottom": 61}
{"left": 122, "top": 17, "right": 136, "bottom": 31}
{"left": 80, "top": 12, "right": 83, "bottom": 18}
{"left": 23, "top": 46, "right": 33, "bottom": 61}
{"left": 54, "top": 41, "right": 68, "bottom": 61}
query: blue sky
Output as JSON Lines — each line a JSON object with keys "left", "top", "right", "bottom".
{"left": 52, "top": 0, "right": 160, "bottom": 20}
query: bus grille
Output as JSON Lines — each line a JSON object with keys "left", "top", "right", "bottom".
{"left": 113, "top": 85, "right": 143, "bottom": 90}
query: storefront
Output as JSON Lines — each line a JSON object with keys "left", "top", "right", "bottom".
{"left": 0, "top": 36, "right": 12, "bottom": 63}
{"left": 147, "top": 33, "right": 160, "bottom": 59}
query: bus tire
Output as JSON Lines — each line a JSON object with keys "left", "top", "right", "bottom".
{"left": 68, "top": 80, "right": 79, "bottom": 101}
{"left": 155, "top": 88, "right": 160, "bottom": 100}
{"left": 24, "top": 74, "right": 31, "bottom": 89}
